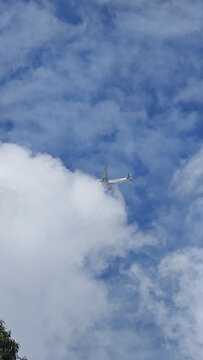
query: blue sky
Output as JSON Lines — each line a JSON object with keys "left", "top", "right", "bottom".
{"left": 0, "top": 1, "right": 203, "bottom": 359}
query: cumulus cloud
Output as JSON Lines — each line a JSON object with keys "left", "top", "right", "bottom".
{"left": 0, "top": 143, "right": 154, "bottom": 360}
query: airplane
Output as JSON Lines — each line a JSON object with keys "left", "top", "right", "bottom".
{"left": 98, "top": 165, "right": 135, "bottom": 191}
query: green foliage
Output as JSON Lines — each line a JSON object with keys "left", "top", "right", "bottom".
{"left": 0, "top": 320, "right": 27, "bottom": 360}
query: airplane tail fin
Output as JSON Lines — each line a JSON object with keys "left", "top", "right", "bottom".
{"left": 127, "top": 171, "right": 135, "bottom": 182}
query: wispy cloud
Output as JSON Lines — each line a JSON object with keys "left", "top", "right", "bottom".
{"left": 124, "top": 247, "right": 203, "bottom": 360}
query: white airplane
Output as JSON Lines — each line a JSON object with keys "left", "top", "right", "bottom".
{"left": 98, "top": 165, "right": 134, "bottom": 190}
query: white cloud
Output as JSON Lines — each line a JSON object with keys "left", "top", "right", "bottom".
{"left": 126, "top": 247, "right": 203, "bottom": 360}
{"left": 121, "top": 147, "right": 203, "bottom": 359}
{"left": 170, "top": 147, "right": 203, "bottom": 245}
{"left": 172, "top": 146, "right": 203, "bottom": 195}
{"left": 157, "top": 248, "right": 203, "bottom": 360}
{"left": 0, "top": 1, "right": 82, "bottom": 77}
{"left": 0, "top": 143, "right": 153, "bottom": 360}
{"left": 175, "top": 79, "right": 203, "bottom": 104}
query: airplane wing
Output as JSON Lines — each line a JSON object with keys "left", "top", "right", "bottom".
{"left": 102, "top": 165, "right": 108, "bottom": 181}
